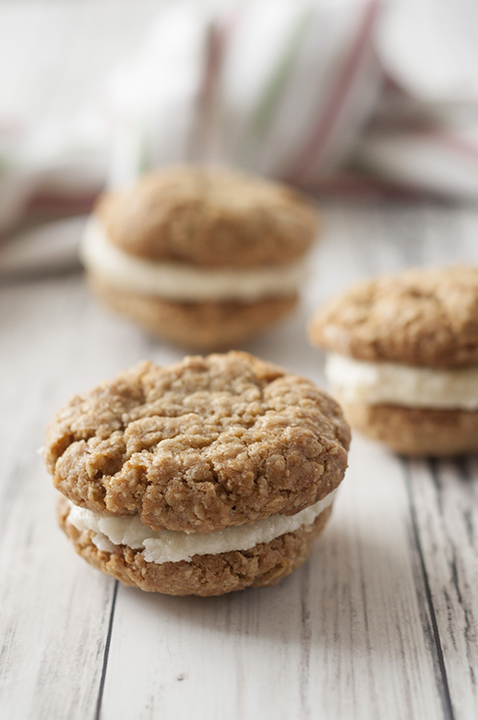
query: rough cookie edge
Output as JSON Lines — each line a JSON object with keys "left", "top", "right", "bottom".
{"left": 58, "top": 494, "right": 332, "bottom": 596}
{"left": 340, "top": 400, "right": 478, "bottom": 456}
{"left": 89, "top": 272, "right": 298, "bottom": 350}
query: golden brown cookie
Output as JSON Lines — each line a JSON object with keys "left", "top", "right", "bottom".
{"left": 309, "top": 265, "right": 478, "bottom": 368}
{"left": 45, "top": 351, "right": 350, "bottom": 595}
{"left": 97, "top": 165, "right": 317, "bottom": 267}
{"left": 82, "top": 165, "right": 320, "bottom": 350}
{"left": 308, "top": 265, "right": 478, "bottom": 456}
{"left": 337, "top": 401, "right": 478, "bottom": 456}
{"left": 58, "top": 495, "right": 333, "bottom": 596}
{"left": 89, "top": 273, "right": 298, "bottom": 351}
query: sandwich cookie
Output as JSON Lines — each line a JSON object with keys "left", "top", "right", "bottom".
{"left": 308, "top": 265, "right": 478, "bottom": 456}
{"left": 44, "top": 351, "right": 349, "bottom": 596}
{"left": 81, "top": 166, "right": 319, "bottom": 349}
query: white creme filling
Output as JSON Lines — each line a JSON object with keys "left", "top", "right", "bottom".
{"left": 80, "top": 218, "right": 307, "bottom": 302}
{"left": 67, "top": 489, "right": 337, "bottom": 565}
{"left": 325, "top": 353, "right": 478, "bottom": 410}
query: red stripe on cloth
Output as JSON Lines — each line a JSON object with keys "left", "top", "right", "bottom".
{"left": 307, "top": 172, "right": 434, "bottom": 201}
{"left": 27, "top": 192, "right": 99, "bottom": 215}
{"left": 200, "top": 22, "right": 227, "bottom": 103}
{"left": 423, "top": 130, "right": 478, "bottom": 164}
{"left": 285, "top": 0, "right": 380, "bottom": 186}
{"left": 191, "top": 1, "right": 244, "bottom": 160}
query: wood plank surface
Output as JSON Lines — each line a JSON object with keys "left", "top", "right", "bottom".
{"left": 405, "top": 458, "right": 478, "bottom": 719}
{"left": 1, "top": 201, "right": 478, "bottom": 719}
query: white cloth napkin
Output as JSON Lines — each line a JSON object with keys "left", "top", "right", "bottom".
{"left": 355, "top": 0, "right": 478, "bottom": 198}
{"left": 2, "top": 0, "right": 478, "bottom": 276}
{"left": 105, "top": 0, "right": 381, "bottom": 190}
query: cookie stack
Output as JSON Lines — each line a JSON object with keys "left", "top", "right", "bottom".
{"left": 81, "top": 165, "right": 319, "bottom": 350}
{"left": 309, "top": 266, "right": 478, "bottom": 456}
{"left": 44, "top": 352, "right": 350, "bottom": 596}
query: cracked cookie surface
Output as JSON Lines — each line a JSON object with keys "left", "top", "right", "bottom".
{"left": 309, "top": 266, "right": 478, "bottom": 368}
{"left": 45, "top": 352, "right": 350, "bottom": 534}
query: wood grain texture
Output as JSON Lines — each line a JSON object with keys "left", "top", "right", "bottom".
{"left": 405, "top": 458, "right": 478, "bottom": 720}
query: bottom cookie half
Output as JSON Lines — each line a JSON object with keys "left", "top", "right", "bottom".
{"left": 89, "top": 273, "right": 297, "bottom": 351}
{"left": 58, "top": 495, "right": 332, "bottom": 596}
{"left": 341, "top": 401, "right": 478, "bottom": 456}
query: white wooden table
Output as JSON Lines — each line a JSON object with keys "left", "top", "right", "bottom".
{"left": 1, "top": 201, "right": 478, "bottom": 719}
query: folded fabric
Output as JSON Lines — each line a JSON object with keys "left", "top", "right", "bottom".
{"left": 105, "top": 0, "right": 381, "bottom": 191}
{"left": 1, "top": 0, "right": 478, "bottom": 250}
{"left": 0, "top": 0, "right": 381, "bottom": 238}
{"left": 354, "top": 0, "right": 478, "bottom": 198}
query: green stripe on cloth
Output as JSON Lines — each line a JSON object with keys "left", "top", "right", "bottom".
{"left": 238, "top": 3, "right": 312, "bottom": 169}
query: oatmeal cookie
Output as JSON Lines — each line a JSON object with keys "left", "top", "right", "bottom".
{"left": 96, "top": 165, "right": 318, "bottom": 267}
{"left": 45, "top": 351, "right": 349, "bottom": 595}
{"left": 81, "top": 165, "right": 320, "bottom": 349}
{"left": 308, "top": 265, "right": 478, "bottom": 455}
{"left": 57, "top": 495, "right": 333, "bottom": 596}
{"left": 338, "top": 401, "right": 478, "bottom": 456}
{"left": 309, "top": 266, "right": 478, "bottom": 368}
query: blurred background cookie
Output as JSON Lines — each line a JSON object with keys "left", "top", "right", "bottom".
{"left": 81, "top": 165, "right": 319, "bottom": 350}
{"left": 44, "top": 351, "right": 349, "bottom": 596}
{"left": 308, "top": 265, "right": 478, "bottom": 456}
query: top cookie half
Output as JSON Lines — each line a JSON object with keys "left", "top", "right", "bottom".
{"left": 95, "top": 165, "right": 319, "bottom": 268}
{"left": 44, "top": 352, "right": 349, "bottom": 534}
{"left": 309, "top": 266, "right": 478, "bottom": 368}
